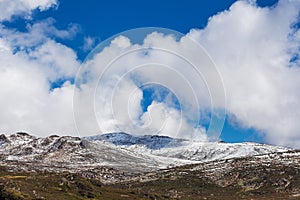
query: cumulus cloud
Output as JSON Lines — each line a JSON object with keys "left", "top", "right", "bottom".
{"left": 0, "top": 0, "right": 57, "bottom": 21}
{"left": 73, "top": 0, "right": 300, "bottom": 146}
{"left": 0, "top": 2, "right": 80, "bottom": 136}
{"left": 0, "top": 39, "right": 78, "bottom": 136}
{"left": 74, "top": 31, "right": 217, "bottom": 140}
{"left": 189, "top": 0, "right": 300, "bottom": 147}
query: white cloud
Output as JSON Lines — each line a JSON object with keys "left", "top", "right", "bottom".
{"left": 188, "top": 0, "right": 300, "bottom": 147}
{"left": 0, "top": 18, "right": 79, "bottom": 50}
{"left": 74, "top": 0, "right": 300, "bottom": 147}
{"left": 0, "top": 15, "right": 80, "bottom": 137}
{"left": 74, "top": 31, "right": 222, "bottom": 141}
{"left": 140, "top": 101, "right": 207, "bottom": 141}
{"left": 0, "top": 0, "right": 57, "bottom": 21}
{"left": 28, "top": 40, "right": 80, "bottom": 80}
{"left": 28, "top": 18, "right": 79, "bottom": 40}
{"left": 0, "top": 41, "right": 77, "bottom": 136}
{"left": 83, "top": 36, "right": 96, "bottom": 51}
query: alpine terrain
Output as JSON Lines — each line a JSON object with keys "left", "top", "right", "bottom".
{"left": 0, "top": 132, "right": 299, "bottom": 199}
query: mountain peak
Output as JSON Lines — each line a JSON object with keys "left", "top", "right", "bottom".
{"left": 85, "top": 132, "right": 187, "bottom": 149}
{"left": 10, "top": 132, "right": 35, "bottom": 140}
{"left": 0, "top": 134, "right": 9, "bottom": 144}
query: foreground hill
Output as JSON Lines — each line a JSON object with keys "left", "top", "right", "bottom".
{"left": 0, "top": 151, "right": 300, "bottom": 199}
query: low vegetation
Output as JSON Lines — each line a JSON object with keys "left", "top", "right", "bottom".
{"left": 1, "top": 155, "right": 300, "bottom": 200}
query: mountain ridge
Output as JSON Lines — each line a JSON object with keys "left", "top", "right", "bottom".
{"left": 0, "top": 132, "right": 294, "bottom": 175}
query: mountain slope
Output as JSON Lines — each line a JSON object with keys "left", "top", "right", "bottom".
{"left": 86, "top": 132, "right": 289, "bottom": 163}
{"left": 0, "top": 150, "right": 299, "bottom": 200}
{"left": 0, "top": 132, "right": 296, "bottom": 181}
{"left": 0, "top": 132, "right": 291, "bottom": 169}
{"left": 1, "top": 132, "right": 300, "bottom": 199}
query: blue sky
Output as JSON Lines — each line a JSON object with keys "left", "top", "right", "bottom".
{"left": 4, "top": 0, "right": 278, "bottom": 61}
{"left": 1, "top": 0, "right": 300, "bottom": 147}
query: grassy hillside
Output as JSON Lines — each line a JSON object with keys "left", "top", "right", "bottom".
{"left": 0, "top": 157, "right": 300, "bottom": 200}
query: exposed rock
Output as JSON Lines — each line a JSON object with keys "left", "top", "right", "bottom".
{"left": 0, "top": 134, "right": 9, "bottom": 144}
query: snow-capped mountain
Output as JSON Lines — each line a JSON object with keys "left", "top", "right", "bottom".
{"left": 85, "top": 132, "right": 187, "bottom": 149}
{"left": 0, "top": 132, "right": 292, "bottom": 174}
{"left": 85, "top": 132, "right": 290, "bottom": 162}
